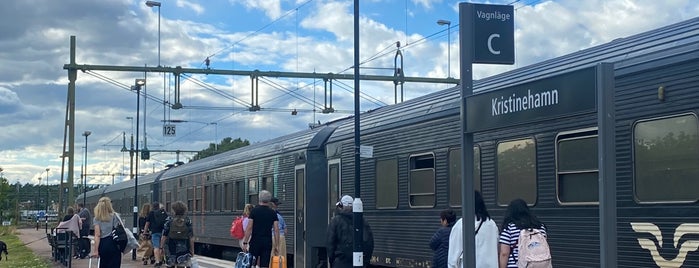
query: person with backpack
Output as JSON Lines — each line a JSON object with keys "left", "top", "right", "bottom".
{"left": 144, "top": 201, "right": 169, "bottom": 267}
{"left": 77, "top": 203, "right": 92, "bottom": 259}
{"left": 160, "top": 201, "right": 194, "bottom": 268}
{"left": 448, "top": 191, "right": 498, "bottom": 268}
{"left": 232, "top": 204, "right": 254, "bottom": 248}
{"left": 429, "top": 209, "right": 456, "bottom": 268}
{"left": 326, "top": 195, "right": 374, "bottom": 268}
{"left": 498, "top": 199, "right": 551, "bottom": 268}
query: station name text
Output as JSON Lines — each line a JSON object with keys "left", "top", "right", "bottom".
{"left": 492, "top": 89, "right": 559, "bottom": 116}
{"left": 476, "top": 10, "right": 512, "bottom": 22}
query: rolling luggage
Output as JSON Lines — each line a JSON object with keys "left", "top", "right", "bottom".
{"left": 235, "top": 252, "right": 255, "bottom": 268}
{"left": 272, "top": 255, "right": 287, "bottom": 268}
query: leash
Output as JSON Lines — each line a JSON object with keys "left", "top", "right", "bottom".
{"left": 22, "top": 236, "right": 47, "bottom": 246}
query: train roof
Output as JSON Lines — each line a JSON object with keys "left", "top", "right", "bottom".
{"left": 160, "top": 123, "right": 346, "bottom": 179}
{"left": 329, "top": 16, "right": 699, "bottom": 139}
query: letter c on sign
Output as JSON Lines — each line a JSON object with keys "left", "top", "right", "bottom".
{"left": 488, "top": 34, "right": 501, "bottom": 55}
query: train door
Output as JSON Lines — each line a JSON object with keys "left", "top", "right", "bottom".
{"left": 328, "top": 159, "right": 341, "bottom": 221}
{"left": 294, "top": 165, "right": 306, "bottom": 268}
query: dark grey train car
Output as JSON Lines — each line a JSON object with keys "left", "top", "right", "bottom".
{"left": 80, "top": 170, "right": 162, "bottom": 229}
{"left": 324, "top": 17, "right": 699, "bottom": 267}
{"left": 154, "top": 124, "right": 342, "bottom": 267}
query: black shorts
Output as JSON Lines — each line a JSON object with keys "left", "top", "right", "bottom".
{"left": 249, "top": 240, "right": 272, "bottom": 267}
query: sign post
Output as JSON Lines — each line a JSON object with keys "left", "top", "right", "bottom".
{"left": 459, "top": 3, "right": 514, "bottom": 268}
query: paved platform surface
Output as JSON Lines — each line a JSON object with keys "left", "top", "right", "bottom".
{"left": 16, "top": 227, "right": 234, "bottom": 268}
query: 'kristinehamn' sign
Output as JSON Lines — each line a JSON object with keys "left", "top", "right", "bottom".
{"left": 466, "top": 67, "right": 597, "bottom": 132}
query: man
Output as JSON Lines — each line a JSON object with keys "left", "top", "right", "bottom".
{"left": 270, "top": 197, "right": 287, "bottom": 260}
{"left": 144, "top": 202, "right": 168, "bottom": 267}
{"left": 160, "top": 201, "right": 194, "bottom": 267}
{"left": 242, "top": 190, "right": 280, "bottom": 268}
{"left": 77, "top": 203, "right": 92, "bottom": 259}
{"left": 326, "top": 195, "right": 374, "bottom": 268}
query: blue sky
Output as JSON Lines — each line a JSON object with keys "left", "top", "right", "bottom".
{"left": 1, "top": 0, "right": 698, "bottom": 186}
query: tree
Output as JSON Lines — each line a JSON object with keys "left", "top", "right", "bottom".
{"left": 190, "top": 137, "right": 250, "bottom": 161}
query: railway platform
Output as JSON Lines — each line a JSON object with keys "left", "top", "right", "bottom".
{"left": 16, "top": 227, "right": 235, "bottom": 268}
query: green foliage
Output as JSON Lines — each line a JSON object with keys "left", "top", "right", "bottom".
{"left": 190, "top": 137, "right": 250, "bottom": 161}
{"left": 0, "top": 227, "right": 51, "bottom": 267}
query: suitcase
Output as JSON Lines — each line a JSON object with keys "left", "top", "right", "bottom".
{"left": 235, "top": 252, "right": 255, "bottom": 268}
{"left": 272, "top": 255, "right": 287, "bottom": 268}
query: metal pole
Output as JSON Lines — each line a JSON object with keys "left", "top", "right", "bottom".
{"left": 352, "top": 1, "right": 364, "bottom": 268}
{"left": 459, "top": 3, "right": 476, "bottom": 267}
{"left": 447, "top": 23, "right": 451, "bottom": 78}
{"left": 45, "top": 175, "right": 48, "bottom": 233}
{"left": 134, "top": 82, "right": 141, "bottom": 260}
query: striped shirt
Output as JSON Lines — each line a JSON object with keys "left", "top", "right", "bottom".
{"left": 498, "top": 222, "right": 547, "bottom": 268}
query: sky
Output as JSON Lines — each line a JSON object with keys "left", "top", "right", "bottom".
{"left": 1, "top": 0, "right": 698, "bottom": 186}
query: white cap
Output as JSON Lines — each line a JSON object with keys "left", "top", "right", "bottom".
{"left": 339, "top": 195, "right": 353, "bottom": 207}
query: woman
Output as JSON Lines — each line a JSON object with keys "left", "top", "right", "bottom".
{"left": 161, "top": 201, "right": 194, "bottom": 267}
{"left": 138, "top": 203, "right": 154, "bottom": 265}
{"left": 239, "top": 203, "right": 255, "bottom": 248}
{"left": 448, "top": 191, "right": 499, "bottom": 268}
{"left": 498, "top": 199, "right": 546, "bottom": 268}
{"left": 91, "top": 196, "right": 122, "bottom": 267}
{"left": 430, "top": 209, "right": 456, "bottom": 268}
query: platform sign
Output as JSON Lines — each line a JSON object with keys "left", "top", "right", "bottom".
{"left": 38, "top": 211, "right": 45, "bottom": 218}
{"left": 471, "top": 3, "right": 514, "bottom": 64}
{"left": 163, "top": 124, "right": 176, "bottom": 137}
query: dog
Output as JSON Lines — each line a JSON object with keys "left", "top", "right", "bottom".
{"left": 0, "top": 240, "right": 7, "bottom": 261}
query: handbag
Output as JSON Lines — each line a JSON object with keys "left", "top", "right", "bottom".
{"left": 113, "top": 213, "right": 140, "bottom": 254}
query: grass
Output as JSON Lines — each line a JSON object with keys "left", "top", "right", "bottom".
{"left": 0, "top": 226, "right": 51, "bottom": 268}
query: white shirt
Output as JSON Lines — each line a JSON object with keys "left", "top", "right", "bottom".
{"left": 447, "top": 217, "right": 499, "bottom": 268}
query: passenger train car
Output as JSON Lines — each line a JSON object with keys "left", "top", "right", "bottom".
{"left": 79, "top": 17, "right": 699, "bottom": 267}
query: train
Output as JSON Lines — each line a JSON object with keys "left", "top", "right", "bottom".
{"left": 79, "top": 16, "right": 699, "bottom": 268}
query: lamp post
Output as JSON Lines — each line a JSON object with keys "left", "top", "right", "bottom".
{"left": 133, "top": 78, "right": 146, "bottom": 260}
{"left": 36, "top": 177, "right": 40, "bottom": 231}
{"left": 45, "top": 168, "right": 49, "bottom": 233}
{"left": 145, "top": 1, "right": 161, "bottom": 66}
{"left": 437, "top": 19, "right": 452, "bottom": 78}
{"left": 82, "top": 131, "right": 91, "bottom": 207}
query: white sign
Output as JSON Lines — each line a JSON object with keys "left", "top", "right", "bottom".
{"left": 360, "top": 145, "right": 373, "bottom": 158}
{"left": 163, "top": 124, "right": 176, "bottom": 137}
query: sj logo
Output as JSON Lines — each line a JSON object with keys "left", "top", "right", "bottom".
{"left": 631, "top": 223, "right": 699, "bottom": 267}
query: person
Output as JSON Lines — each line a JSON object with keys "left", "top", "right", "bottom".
{"left": 56, "top": 207, "right": 81, "bottom": 259}
{"left": 270, "top": 197, "right": 287, "bottom": 260}
{"left": 498, "top": 199, "right": 546, "bottom": 268}
{"left": 448, "top": 191, "right": 499, "bottom": 268}
{"left": 238, "top": 203, "right": 254, "bottom": 248}
{"left": 77, "top": 203, "right": 92, "bottom": 259}
{"left": 430, "top": 209, "right": 456, "bottom": 268}
{"left": 160, "top": 201, "right": 194, "bottom": 268}
{"left": 326, "top": 195, "right": 374, "bottom": 268}
{"left": 144, "top": 202, "right": 169, "bottom": 267}
{"left": 242, "top": 190, "right": 280, "bottom": 268}
{"left": 138, "top": 203, "right": 155, "bottom": 265}
{"left": 90, "top": 197, "right": 121, "bottom": 267}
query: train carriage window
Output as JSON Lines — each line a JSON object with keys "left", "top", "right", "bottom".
{"left": 187, "top": 188, "right": 194, "bottom": 212}
{"left": 409, "top": 154, "right": 435, "bottom": 207}
{"left": 235, "top": 181, "right": 245, "bottom": 210}
{"left": 262, "top": 177, "right": 273, "bottom": 194}
{"left": 248, "top": 179, "right": 259, "bottom": 205}
{"left": 376, "top": 158, "right": 398, "bottom": 209}
{"left": 329, "top": 161, "right": 341, "bottom": 209}
{"left": 165, "top": 191, "right": 172, "bottom": 212}
{"left": 196, "top": 186, "right": 203, "bottom": 212}
{"left": 448, "top": 147, "right": 481, "bottom": 207}
{"left": 224, "top": 183, "right": 232, "bottom": 211}
{"left": 556, "top": 131, "right": 599, "bottom": 204}
{"left": 213, "top": 184, "right": 220, "bottom": 211}
{"left": 497, "top": 138, "right": 537, "bottom": 205}
{"left": 634, "top": 114, "right": 699, "bottom": 203}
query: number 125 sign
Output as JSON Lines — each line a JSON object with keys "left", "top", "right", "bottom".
{"left": 163, "top": 124, "right": 176, "bottom": 137}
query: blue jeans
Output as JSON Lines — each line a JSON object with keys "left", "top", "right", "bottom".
{"left": 151, "top": 233, "right": 162, "bottom": 248}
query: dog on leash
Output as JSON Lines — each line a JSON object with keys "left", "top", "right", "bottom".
{"left": 0, "top": 240, "right": 7, "bottom": 260}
